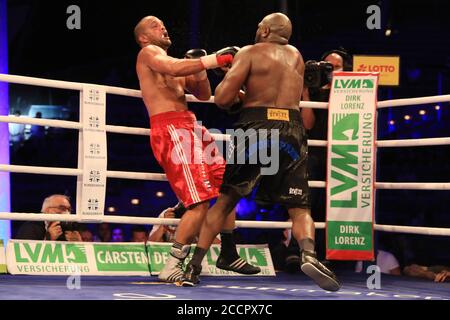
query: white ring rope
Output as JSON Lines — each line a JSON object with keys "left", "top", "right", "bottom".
{"left": 2, "top": 164, "right": 449, "bottom": 190}
{"left": 2, "top": 115, "right": 450, "bottom": 148}
{"left": 0, "top": 164, "right": 324, "bottom": 186}
{"left": 376, "top": 137, "right": 450, "bottom": 147}
{"left": 2, "top": 73, "right": 450, "bottom": 108}
{"left": 0, "top": 212, "right": 448, "bottom": 236}
{"left": 377, "top": 95, "right": 450, "bottom": 109}
{"left": 1, "top": 73, "right": 449, "bottom": 237}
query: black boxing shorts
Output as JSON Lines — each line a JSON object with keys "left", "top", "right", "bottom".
{"left": 220, "top": 107, "right": 311, "bottom": 209}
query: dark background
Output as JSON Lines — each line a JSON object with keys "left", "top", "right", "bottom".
{"left": 6, "top": 0, "right": 450, "bottom": 266}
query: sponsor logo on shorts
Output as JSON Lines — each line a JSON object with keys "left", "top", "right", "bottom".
{"left": 289, "top": 188, "right": 303, "bottom": 196}
{"left": 267, "top": 109, "right": 290, "bottom": 121}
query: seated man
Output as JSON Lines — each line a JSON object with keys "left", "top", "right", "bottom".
{"left": 16, "top": 194, "right": 82, "bottom": 242}
{"left": 149, "top": 203, "right": 221, "bottom": 244}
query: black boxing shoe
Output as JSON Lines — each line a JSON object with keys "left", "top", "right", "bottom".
{"left": 300, "top": 251, "right": 341, "bottom": 292}
{"left": 180, "top": 263, "right": 202, "bottom": 287}
{"left": 216, "top": 254, "right": 261, "bottom": 275}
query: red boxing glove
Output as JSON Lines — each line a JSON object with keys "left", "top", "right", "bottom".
{"left": 200, "top": 53, "right": 234, "bottom": 69}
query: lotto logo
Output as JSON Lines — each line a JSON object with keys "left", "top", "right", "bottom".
{"left": 357, "top": 64, "right": 395, "bottom": 73}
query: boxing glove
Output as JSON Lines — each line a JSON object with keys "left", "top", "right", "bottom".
{"left": 200, "top": 47, "right": 236, "bottom": 70}
{"left": 227, "top": 89, "right": 245, "bottom": 114}
{"left": 185, "top": 49, "right": 208, "bottom": 81}
{"left": 184, "top": 48, "right": 207, "bottom": 59}
{"left": 213, "top": 46, "right": 240, "bottom": 77}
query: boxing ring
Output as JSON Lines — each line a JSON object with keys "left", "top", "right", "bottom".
{"left": 0, "top": 73, "right": 449, "bottom": 300}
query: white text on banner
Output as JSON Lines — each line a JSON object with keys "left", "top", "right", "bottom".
{"left": 326, "top": 72, "right": 379, "bottom": 261}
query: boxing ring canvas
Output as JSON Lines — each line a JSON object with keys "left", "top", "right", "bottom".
{"left": 0, "top": 273, "right": 449, "bottom": 300}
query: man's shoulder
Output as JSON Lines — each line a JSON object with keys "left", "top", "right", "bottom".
{"left": 138, "top": 45, "right": 164, "bottom": 59}
{"left": 286, "top": 44, "right": 301, "bottom": 54}
{"left": 233, "top": 45, "right": 254, "bottom": 56}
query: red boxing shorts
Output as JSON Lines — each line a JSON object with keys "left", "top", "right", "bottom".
{"left": 150, "top": 110, "right": 225, "bottom": 208}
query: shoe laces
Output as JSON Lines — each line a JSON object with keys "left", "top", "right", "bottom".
{"left": 176, "top": 259, "right": 184, "bottom": 270}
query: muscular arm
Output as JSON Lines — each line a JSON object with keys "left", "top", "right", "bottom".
{"left": 297, "top": 53, "right": 315, "bottom": 130}
{"left": 185, "top": 75, "right": 212, "bottom": 101}
{"left": 139, "top": 45, "right": 206, "bottom": 77}
{"left": 214, "top": 47, "right": 251, "bottom": 108}
{"left": 148, "top": 225, "right": 166, "bottom": 242}
{"left": 301, "top": 88, "right": 315, "bottom": 130}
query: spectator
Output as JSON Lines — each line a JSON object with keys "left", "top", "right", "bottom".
{"left": 131, "top": 225, "right": 149, "bottom": 242}
{"left": 97, "top": 223, "right": 112, "bottom": 242}
{"left": 148, "top": 207, "right": 177, "bottom": 243}
{"left": 9, "top": 110, "right": 25, "bottom": 152}
{"left": 403, "top": 264, "right": 450, "bottom": 283}
{"left": 79, "top": 228, "right": 94, "bottom": 242}
{"left": 16, "top": 194, "right": 82, "bottom": 242}
{"left": 111, "top": 227, "right": 125, "bottom": 242}
{"left": 149, "top": 204, "right": 220, "bottom": 244}
{"left": 355, "top": 249, "right": 401, "bottom": 275}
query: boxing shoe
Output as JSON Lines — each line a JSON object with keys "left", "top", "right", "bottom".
{"left": 300, "top": 250, "right": 341, "bottom": 292}
{"left": 216, "top": 254, "right": 261, "bottom": 275}
{"left": 180, "top": 263, "right": 202, "bottom": 287}
{"left": 158, "top": 244, "right": 190, "bottom": 283}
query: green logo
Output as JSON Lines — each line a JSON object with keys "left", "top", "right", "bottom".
{"left": 206, "top": 246, "right": 268, "bottom": 267}
{"left": 94, "top": 244, "right": 150, "bottom": 272}
{"left": 334, "top": 79, "right": 374, "bottom": 89}
{"left": 14, "top": 243, "right": 87, "bottom": 264}
{"left": 330, "top": 114, "right": 359, "bottom": 208}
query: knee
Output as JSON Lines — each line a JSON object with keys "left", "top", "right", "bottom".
{"left": 216, "top": 192, "right": 240, "bottom": 214}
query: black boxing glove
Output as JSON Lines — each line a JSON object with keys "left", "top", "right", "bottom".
{"left": 213, "top": 46, "right": 240, "bottom": 77}
{"left": 184, "top": 48, "right": 208, "bottom": 81}
{"left": 184, "top": 48, "right": 207, "bottom": 59}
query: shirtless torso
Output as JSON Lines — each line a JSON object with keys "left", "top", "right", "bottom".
{"left": 136, "top": 45, "right": 208, "bottom": 117}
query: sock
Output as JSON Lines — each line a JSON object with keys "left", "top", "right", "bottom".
{"left": 220, "top": 230, "right": 239, "bottom": 261}
{"left": 172, "top": 241, "right": 184, "bottom": 253}
{"left": 170, "top": 241, "right": 190, "bottom": 259}
{"left": 189, "top": 246, "right": 208, "bottom": 267}
{"left": 299, "top": 238, "right": 315, "bottom": 253}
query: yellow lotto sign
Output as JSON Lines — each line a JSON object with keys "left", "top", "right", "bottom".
{"left": 353, "top": 55, "right": 400, "bottom": 86}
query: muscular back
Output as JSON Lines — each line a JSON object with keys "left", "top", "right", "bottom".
{"left": 215, "top": 43, "right": 304, "bottom": 110}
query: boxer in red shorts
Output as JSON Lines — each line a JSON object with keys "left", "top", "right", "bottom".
{"left": 134, "top": 16, "right": 260, "bottom": 282}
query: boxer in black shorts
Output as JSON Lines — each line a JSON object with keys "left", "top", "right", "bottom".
{"left": 180, "top": 12, "right": 340, "bottom": 292}
{"left": 222, "top": 107, "right": 310, "bottom": 209}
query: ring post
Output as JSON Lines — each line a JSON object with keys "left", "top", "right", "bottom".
{"left": 0, "top": 0, "right": 11, "bottom": 244}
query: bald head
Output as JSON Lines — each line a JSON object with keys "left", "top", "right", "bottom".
{"left": 255, "top": 12, "right": 292, "bottom": 44}
{"left": 324, "top": 52, "right": 344, "bottom": 71}
{"left": 134, "top": 16, "right": 171, "bottom": 49}
{"left": 134, "top": 16, "right": 157, "bottom": 45}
